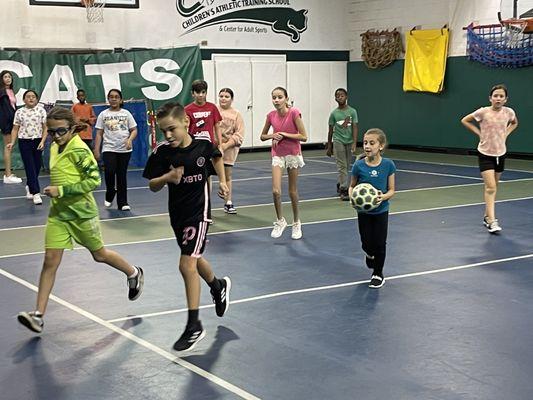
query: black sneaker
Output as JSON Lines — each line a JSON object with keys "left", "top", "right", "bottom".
{"left": 17, "top": 311, "right": 44, "bottom": 333}
{"left": 173, "top": 321, "right": 206, "bottom": 351}
{"left": 340, "top": 187, "right": 350, "bottom": 201}
{"left": 127, "top": 266, "right": 144, "bottom": 301}
{"left": 369, "top": 275, "right": 385, "bottom": 289}
{"left": 210, "top": 277, "right": 231, "bottom": 317}
{"left": 224, "top": 203, "right": 237, "bottom": 214}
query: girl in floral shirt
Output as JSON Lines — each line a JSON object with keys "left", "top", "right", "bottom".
{"left": 7, "top": 90, "right": 48, "bottom": 204}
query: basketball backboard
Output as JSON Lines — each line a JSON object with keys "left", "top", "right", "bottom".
{"left": 29, "top": 0, "right": 139, "bottom": 8}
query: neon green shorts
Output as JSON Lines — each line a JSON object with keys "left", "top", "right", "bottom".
{"left": 45, "top": 216, "right": 104, "bottom": 251}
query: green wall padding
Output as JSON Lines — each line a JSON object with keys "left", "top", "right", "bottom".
{"left": 348, "top": 57, "right": 533, "bottom": 154}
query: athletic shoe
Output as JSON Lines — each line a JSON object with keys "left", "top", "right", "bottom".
{"left": 483, "top": 215, "right": 490, "bottom": 228}
{"left": 487, "top": 219, "right": 502, "bottom": 233}
{"left": 25, "top": 186, "right": 33, "bottom": 199}
{"left": 369, "top": 275, "right": 385, "bottom": 289}
{"left": 336, "top": 182, "right": 340, "bottom": 194}
{"left": 210, "top": 277, "right": 231, "bottom": 317}
{"left": 271, "top": 217, "right": 287, "bottom": 238}
{"left": 120, "top": 205, "right": 131, "bottom": 211}
{"left": 340, "top": 187, "right": 350, "bottom": 201}
{"left": 3, "top": 174, "right": 22, "bottom": 184}
{"left": 291, "top": 220, "right": 303, "bottom": 240}
{"left": 173, "top": 321, "right": 206, "bottom": 351}
{"left": 224, "top": 203, "right": 237, "bottom": 214}
{"left": 104, "top": 200, "right": 112, "bottom": 207}
{"left": 17, "top": 311, "right": 44, "bottom": 333}
{"left": 33, "top": 193, "right": 42, "bottom": 205}
{"left": 127, "top": 266, "right": 144, "bottom": 301}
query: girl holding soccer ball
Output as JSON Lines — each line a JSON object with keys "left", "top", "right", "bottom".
{"left": 349, "top": 128, "right": 396, "bottom": 288}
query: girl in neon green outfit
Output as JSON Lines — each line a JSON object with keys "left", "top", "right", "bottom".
{"left": 17, "top": 107, "right": 144, "bottom": 334}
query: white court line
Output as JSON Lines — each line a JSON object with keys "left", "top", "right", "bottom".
{"left": 106, "top": 252, "right": 533, "bottom": 323}
{"left": 0, "top": 172, "right": 335, "bottom": 201}
{"left": 2, "top": 178, "right": 532, "bottom": 232}
{"left": 3, "top": 156, "right": 531, "bottom": 201}
{"left": 306, "top": 156, "right": 533, "bottom": 175}
{"left": 0, "top": 267, "right": 261, "bottom": 400}
{"left": 397, "top": 169, "right": 482, "bottom": 180}
{"left": 1, "top": 195, "right": 532, "bottom": 261}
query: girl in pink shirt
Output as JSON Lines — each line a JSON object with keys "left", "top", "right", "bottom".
{"left": 260, "top": 87, "right": 308, "bottom": 240}
{"left": 0, "top": 70, "right": 22, "bottom": 184}
{"left": 461, "top": 84, "right": 518, "bottom": 233}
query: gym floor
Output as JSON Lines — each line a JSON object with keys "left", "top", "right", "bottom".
{"left": 1, "top": 149, "right": 533, "bottom": 400}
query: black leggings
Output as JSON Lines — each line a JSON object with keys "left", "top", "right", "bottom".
{"left": 357, "top": 211, "right": 389, "bottom": 277}
{"left": 102, "top": 151, "right": 131, "bottom": 208}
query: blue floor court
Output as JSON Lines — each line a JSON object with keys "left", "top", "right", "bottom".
{"left": 1, "top": 152, "right": 533, "bottom": 399}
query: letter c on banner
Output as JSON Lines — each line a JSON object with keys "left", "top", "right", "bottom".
{"left": 0, "top": 60, "right": 33, "bottom": 105}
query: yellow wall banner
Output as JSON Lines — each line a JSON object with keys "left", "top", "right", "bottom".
{"left": 403, "top": 28, "right": 449, "bottom": 93}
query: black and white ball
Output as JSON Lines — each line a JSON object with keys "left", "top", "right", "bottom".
{"left": 350, "top": 183, "right": 380, "bottom": 212}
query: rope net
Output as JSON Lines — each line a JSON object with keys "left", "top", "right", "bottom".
{"left": 82, "top": 0, "right": 106, "bottom": 23}
{"left": 466, "top": 23, "right": 533, "bottom": 68}
{"left": 360, "top": 29, "right": 403, "bottom": 69}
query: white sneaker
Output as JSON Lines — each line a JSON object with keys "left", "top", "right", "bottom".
{"left": 25, "top": 186, "right": 33, "bottom": 199}
{"left": 3, "top": 174, "right": 22, "bottom": 184}
{"left": 120, "top": 205, "right": 131, "bottom": 211}
{"left": 104, "top": 200, "right": 112, "bottom": 207}
{"left": 291, "top": 220, "right": 303, "bottom": 240}
{"left": 33, "top": 193, "right": 42, "bottom": 205}
{"left": 271, "top": 217, "right": 287, "bottom": 238}
{"left": 487, "top": 219, "right": 502, "bottom": 233}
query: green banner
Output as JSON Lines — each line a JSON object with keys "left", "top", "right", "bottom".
{"left": 0, "top": 46, "right": 203, "bottom": 169}
{"left": 0, "top": 45, "right": 202, "bottom": 107}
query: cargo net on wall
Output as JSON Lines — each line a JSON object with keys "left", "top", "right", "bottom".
{"left": 466, "top": 22, "right": 533, "bottom": 68}
{"left": 360, "top": 29, "right": 403, "bottom": 69}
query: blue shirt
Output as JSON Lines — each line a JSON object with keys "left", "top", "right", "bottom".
{"left": 351, "top": 157, "right": 396, "bottom": 214}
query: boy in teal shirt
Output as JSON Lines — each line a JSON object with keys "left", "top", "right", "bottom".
{"left": 326, "top": 88, "right": 358, "bottom": 201}
{"left": 17, "top": 107, "right": 144, "bottom": 333}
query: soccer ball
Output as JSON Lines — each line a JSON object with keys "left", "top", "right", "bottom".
{"left": 350, "top": 183, "right": 380, "bottom": 212}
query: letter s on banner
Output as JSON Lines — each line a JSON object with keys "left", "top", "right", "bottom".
{"left": 140, "top": 59, "right": 183, "bottom": 101}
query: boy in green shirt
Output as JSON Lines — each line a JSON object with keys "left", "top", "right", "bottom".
{"left": 326, "top": 88, "right": 358, "bottom": 201}
{"left": 17, "top": 107, "right": 144, "bottom": 333}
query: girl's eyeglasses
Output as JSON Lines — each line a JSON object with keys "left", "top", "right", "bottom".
{"left": 48, "top": 127, "right": 70, "bottom": 137}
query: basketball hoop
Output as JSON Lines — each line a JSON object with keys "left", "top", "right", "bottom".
{"left": 81, "top": 0, "right": 106, "bottom": 23}
{"left": 502, "top": 19, "right": 528, "bottom": 47}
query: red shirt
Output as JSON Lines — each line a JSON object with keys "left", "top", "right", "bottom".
{"left": 72, "top": 103, "right": 96, "bottom": 140}
{"left": 185, "top": 102, "right": 222, "bottom": 145}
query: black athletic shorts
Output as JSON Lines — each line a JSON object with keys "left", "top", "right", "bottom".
{"left": 171, "top": 219, "right": 209, "bottom": 258}
{"left": 478, "top": 152, "right": 506, "bottom": 173}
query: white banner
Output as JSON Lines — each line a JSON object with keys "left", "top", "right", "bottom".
{"left": 175, "top": 0, "right": 348, "bottom": 50}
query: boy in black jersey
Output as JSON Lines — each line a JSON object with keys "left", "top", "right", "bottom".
{"left": 143, "top": 102, "right": 231, "bottom": 352}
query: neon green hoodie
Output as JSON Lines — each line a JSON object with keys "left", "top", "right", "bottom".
{"left": 48, "top": 135, "right": 100, "bottom": 220}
